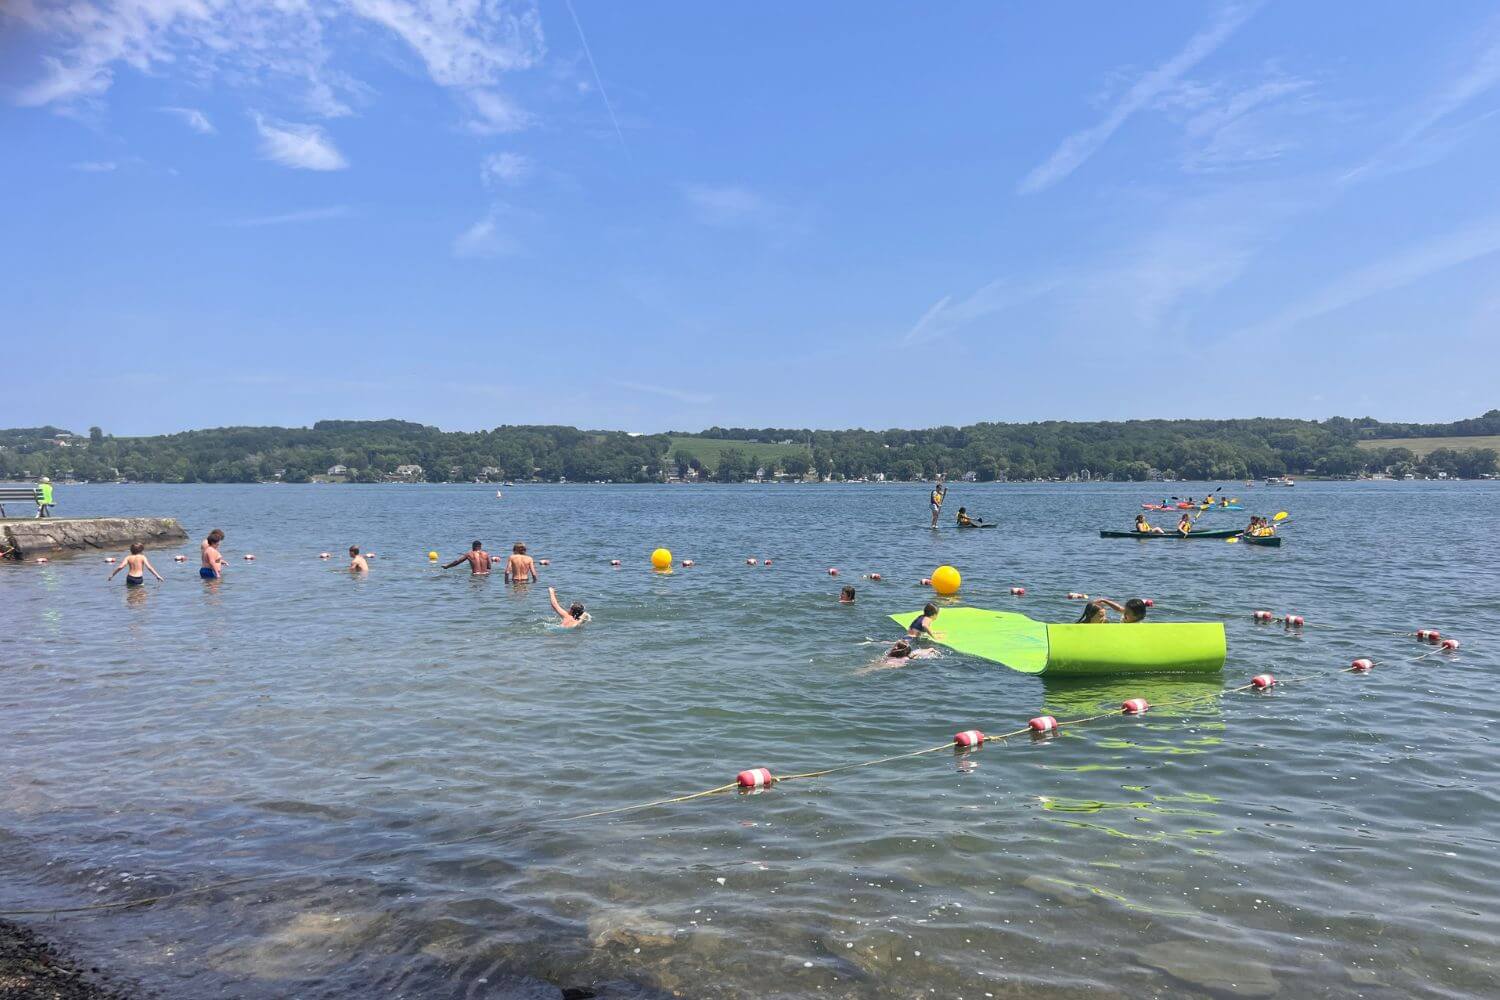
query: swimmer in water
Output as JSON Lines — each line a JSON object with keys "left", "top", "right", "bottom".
{"left": 443, "top": 540, "right": 492, "bottom": 575}
{"left": 886, "top": 602, "right": 942, "bottom": 655}
{"left": 840, "top": 585, "right": 856, "bottom": 604}
{"left": 200, "top": 529, "right": 225, "bottom": 579}
{"left": 504, "top": 542, "right": 538, "bottom": 584}
{"left": 348, "top": 545, "right": 369, "bottom": 573}
{"left": 107, "top": 542, "right": 163, "bottom": 587}
{"left": 1076, "top": 598, "right": 1148, "bottom": 623}
{"left": 548, "top": 586, "right": 588, "bottom": 627}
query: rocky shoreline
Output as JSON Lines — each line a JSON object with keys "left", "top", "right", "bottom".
{"left": 0, "top": 918, "right": 139, "bottom": 999}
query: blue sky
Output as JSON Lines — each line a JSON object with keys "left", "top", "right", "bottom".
{"left": 4, "top": 1, "right": 1499, "bottom": 435}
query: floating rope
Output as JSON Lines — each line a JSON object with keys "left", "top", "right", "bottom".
{"left": 0, "top": 625, "right": 1464, "bottom": 919}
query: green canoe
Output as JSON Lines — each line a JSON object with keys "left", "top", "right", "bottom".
{"left": 890, "top": 607, "right": 1225, "bottom": 676}
{"left": 1240, "top": 534, "right": 1283, "bottom": 547}
{"left": 1099, "top": 528, "right": 1243, "bottom": 540}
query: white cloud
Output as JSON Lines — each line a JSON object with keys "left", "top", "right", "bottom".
{"left": 1344, "top": 16, "right": 1500, "bottom": 183}
{"left": 903, "top": 278, "right": 1059, "bottom": 346}
{"left": 346, "top": 0, "right": 544, "bottom": 87}
{"left": 1240, "top": 216, "right": 1500, "bottom": 337}
{"left": 160, "top": 106, "right": 215, "bottom": 134}
{"left": 482, "top": 151, "right": 531, "bottom": 185}
{"left": 465, "top": 88, "right": 532, "bottom": 133}
{"left": 684, "top": 184, "right": 778, "bottom": 227}
{"left": 609, "top": 380, "right": 713, "bottom": 405}
{"left": 70, "top": 160, "right": 117, "bottom": 172}
{"left": 453, "top": 209, "right": 516, "bottom": 257}
{"left": 1018, "top": 2, "right": 1258, "bottom": 194}
{"left": 228, "top": 205, "right": 353, "bottom": 226}
{"left": 252, "top": 114, "right": 347, "bottom": 170}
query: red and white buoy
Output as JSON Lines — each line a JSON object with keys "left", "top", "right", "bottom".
{"left": 680, "top": 560, "right": 693, "bottom": 568}
{"left": 35, "top": 557, "right": 48, "bottom": 564}
{"left": 104, "top": 557, "right": 115, "bottom": 563}
{"left": 1283, "top": 614, "right": 1304, "bottom": 628}
{"left": 174, "top": 554, "right": 187, "bottom": 562}
{"left": 921, "top": 577, "right": 932, "bottom": 587}
{"left": 244, "top": 554, "right": 256, "bottom": 561}
{"left": 1415, "top": 629, "right": 1440, "bottom": 643}
{"left": 746, "top": 558, "right": 758, "bottom": 565}
{"left": 539, "top": 559, "right": 550, "bottom": 566}
{"left": 1067, "top": 592, "right": 1088, "bottom": 600}
{"left": 1440, "top": 638, "right": 1460, "bottom": 651}
{"left": 319, "top": 552, "right": 330, "bottom": 560}
{"left": 610, "top": 559, "right": 621, "bottom": 567}
{"left": 1142, "top": 598, "right": 1155, "bottom": 607}
{"left": 1121, "top": 698, "right": 1150, "bottom": 715}
{"left": 1253, "top": 610, "right": 1274, "bottom": 622}
{"left": 1029, "top": 715, "right": 1059, "bottom": 733}
{"left": 954, "top": 729, "right": 985, "bottom": 748}
{"left": 1251, "top": 673, "right": 1277, "bottom": 689}
{"left": 1350, "top": 658, "right": 1373, "bottom": 672}
{"left": 828, "top": 568, "right": 839, "bottom": 577}
{"left": 1010, "top": 586, "right": 1026, "bottom": 596}
{"left": 866, "top": 573, "right": 882, "bottom": 581}
{"left": 763, "top": 559, "right": 773, "bottom": 567}
{"left": 736, "top": 767, "right": 775, "bottom": 789}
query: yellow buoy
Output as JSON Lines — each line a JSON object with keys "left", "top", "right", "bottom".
{"left": 651, "top": 547, "right": 673, "bottom": 570}
{"left": 931, "top": 564, "right": 961, "bottom": 596}
{"left": 427, "top": 551, "right": 439, "bottom": 561}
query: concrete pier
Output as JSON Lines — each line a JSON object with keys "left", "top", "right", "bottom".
{"left": 2, "top": 517, "right": 188, "bottom": 557}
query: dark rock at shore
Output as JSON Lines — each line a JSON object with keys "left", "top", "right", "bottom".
{"left": 0, "top": 918, "right": 141, "bottom": 999}
{"left": 2, "top": 517, "right": 187, "bottom": 557}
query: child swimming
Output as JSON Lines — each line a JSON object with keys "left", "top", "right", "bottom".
{"left": 548, "top": 586, "right": 589, "bottom": 628}
{"left": 840, "top": 585, "right": 856, "bottom": 604}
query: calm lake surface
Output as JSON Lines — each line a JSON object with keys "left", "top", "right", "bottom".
{"left": 3, "top": 482, "right": 1497, "bottom": 999}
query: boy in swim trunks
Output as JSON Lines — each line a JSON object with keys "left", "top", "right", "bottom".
{"left": 504, "top": 542, "right": 538, "bottom": 583}
{"left": 443, "top": 540, "right": 492, "bottom": 575}
{"left": 200, "top": 529, "right": 225, "bottom": 579}
{"left": 108, "top": 542, "right": 163, "bottom": 587}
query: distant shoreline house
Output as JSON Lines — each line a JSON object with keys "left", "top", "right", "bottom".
{"left": 327, "top": 464, "right": 348, "bottom": 476}
{"left": 391, "top": 464, "right": 424, "bottom": 482}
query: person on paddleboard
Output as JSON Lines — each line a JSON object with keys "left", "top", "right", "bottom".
{"left": 929, "top": 478, "right": 947, "bottom": 528}
{"left": 955, "top": 506, "right": 981, "bottom": 527}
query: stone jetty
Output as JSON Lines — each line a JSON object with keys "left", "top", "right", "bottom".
{"left": 2, "top": 517, "right": 188, "bottom": 558}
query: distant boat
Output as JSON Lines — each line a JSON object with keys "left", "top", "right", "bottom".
{"left": 1265, "top": 476, "right": 1295, "bottom": 487}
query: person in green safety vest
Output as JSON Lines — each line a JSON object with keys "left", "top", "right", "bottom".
{"left": 36, "top": 477, "right": 54, "bottom": 518}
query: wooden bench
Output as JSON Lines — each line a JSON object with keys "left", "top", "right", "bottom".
{"left": 0, "top": 486, "right": 42, "bottom": 518}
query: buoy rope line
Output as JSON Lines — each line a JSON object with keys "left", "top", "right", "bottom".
{"left": 3, "top": 636, "right": 1456, "bottom": 921}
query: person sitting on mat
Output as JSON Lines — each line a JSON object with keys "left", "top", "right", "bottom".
{"left": 1134, "top": 514, "right": 1164, "bottom": 534}
{"left": 956, "top": 506, "right": 981, "bottom": 527}
{"left": 548, "top": 586, "right": 588, "bottom": 628}
{"left": 1177, "top": 513, "right": 1193, "bottom": 536}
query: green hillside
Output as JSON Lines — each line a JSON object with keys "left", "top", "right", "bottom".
{"left": 666, "top": 436, "right": 810, "bottom": 471}
{"left": 1355, "top": 435, "right": 1500, "bottom": 457}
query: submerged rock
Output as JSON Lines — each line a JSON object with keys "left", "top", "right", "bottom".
{"left": 586, "top": 909, "right": 677, "bottom": 950}
{"left": 1138, "top": 941, "right": 1279, "bottom": 998}
{"left": 1020, "top": 874, "right": 1093, "bottom": 907}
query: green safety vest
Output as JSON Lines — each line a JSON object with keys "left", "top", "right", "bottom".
{"left": 38, "top": 483, "right": 53, "bottom": 504}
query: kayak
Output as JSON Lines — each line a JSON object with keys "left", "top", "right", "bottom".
{"left": 890, "top": 607, "right": 1225, "bottom": 675}
{"left": 957, "top": 523, "right": 998, "bottom": 529}
{"left": 1100, "top": 528, "right": 1243, "bottom": 540}
{"left": 1240, "top": 534, "right": 1282, "bottom": 547}
{"left": 1197, "top": 504, "right": 1244, "bottom": 511}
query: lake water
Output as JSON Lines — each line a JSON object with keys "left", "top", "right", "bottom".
{"left": 2, "top": 482, "right": 1496, "bottom": 999}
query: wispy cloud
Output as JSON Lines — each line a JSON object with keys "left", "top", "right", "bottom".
{"left": 227, "top": 205, "right": 353, "bottom": 227}
{"left": 1343, "top": 16, "right": 1500, "bottom": 183}
{"left": 1240, "top": 215, "right": 1500, "bottom": 337}
{"left": 609, "top": 380, "right": 713, "bottom": 405}
{"left": 252, "top": 114, "right": 347, "bottom": 170}
{"left": 70, "top": 160, "right": 117, "bottom": 172}
{"left": 903, "top": 279, "right": 1059, "bottom": 345}
{"left": 561, "top": 0, "right": 628, "bottom": 156}
{"left": 160, "top": 106, "right": 215, "bottom": 134}
{"left": 482, "top": 151, "right": 532, "bottom": 186}
{"left": 465, "top": 88, "right": 533, "bottom": 134}
{"left": 682, "top": 184, "right": 807, "bottom": 240}
{"left": 1018, "top": 2, "right": 1258, "bottom": 193}
{"left": 1157, "top": 68, "right": 1316, "bottom": 173}
{"left": 453, "top": 209, "right": 517, "bottom": 258}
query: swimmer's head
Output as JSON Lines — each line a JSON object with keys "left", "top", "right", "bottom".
{"left": 349, "top": 545, "right": 360, "bottom": 556}
{"left": 130, "top": 542, "right": 144, "bottom": 554}
{"left": 924, "top": 602, "right": 939, "bottom": 618}
{"left": 1076, "top": 600, "right": 1108, "bottom": 624}
{"left": 1123, "top": 598, "right": 1149, "bottom": 622}
{"left": 840, "top": 585, "right": 856, "bottom": 603}
{"left": 513, "top": 542, "right": 526, "bottom": 554}
{"left": 471, "top": 540, "right": 483, "bottom": 551}
{"left": 888, "top": 639, "right": 912, "bottom": 659}
{"left": 207, "top": 529, "right": 224, "bottom": 545}
{"left": 570, "top": 602, "right": 585, "bottom": 619}
{"left": 958, "top": 507, "right": 966, "bottom": 514}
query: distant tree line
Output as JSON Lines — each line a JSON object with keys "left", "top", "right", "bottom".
{"left": 1, "top": 412, "right": 1496, "bottom": 483}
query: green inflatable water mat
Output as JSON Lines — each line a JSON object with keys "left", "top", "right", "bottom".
{"left": 890, "top": 607, "right": 1225, "bottom": 676}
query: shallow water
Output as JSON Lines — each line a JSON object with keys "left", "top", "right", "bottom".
{"left": 2, "top": 481, "right": 1496, "bottom": 998}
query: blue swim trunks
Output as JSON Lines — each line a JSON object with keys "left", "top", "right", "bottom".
{"left": 126, "top": 575, "right": 145, "bottom": 587}
{"left": 199, "top": 567, "right": 218, "bottom": 579}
